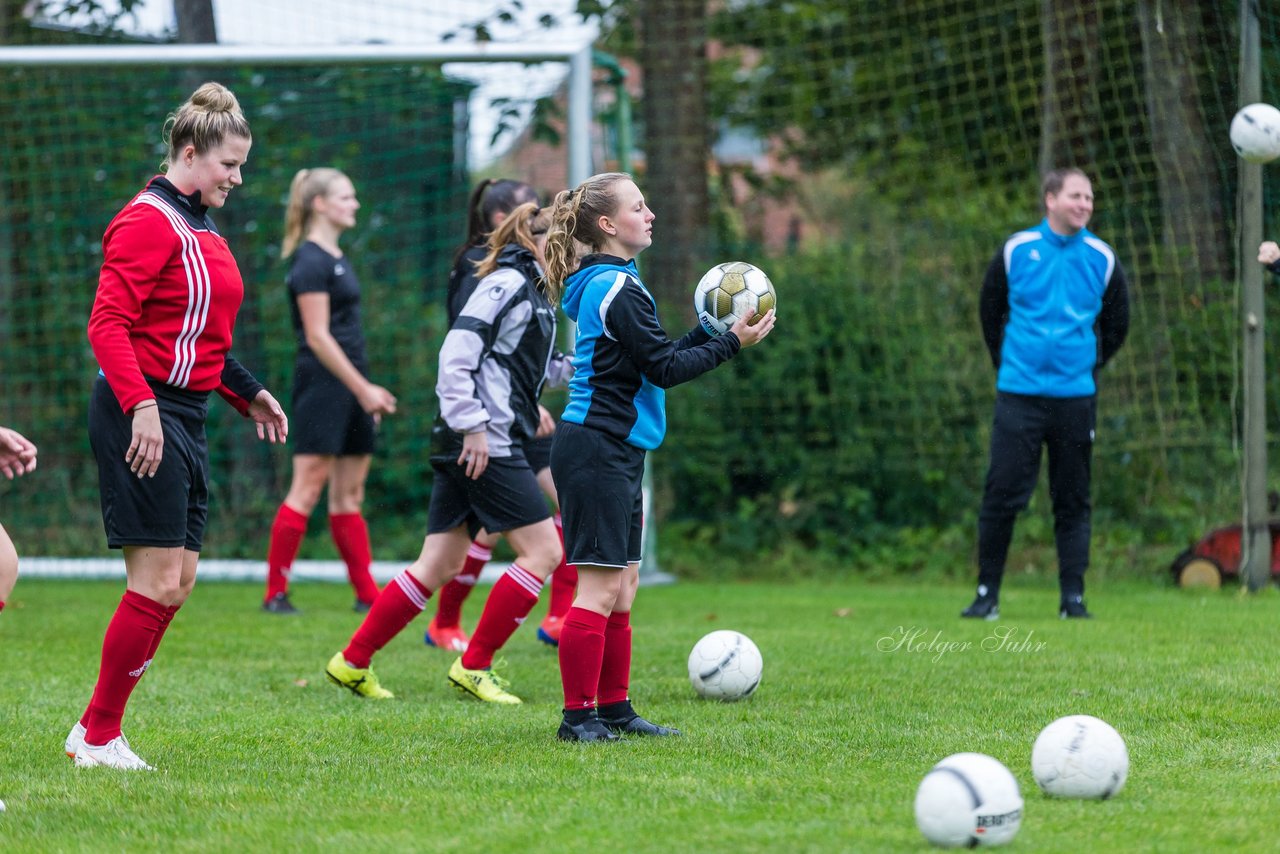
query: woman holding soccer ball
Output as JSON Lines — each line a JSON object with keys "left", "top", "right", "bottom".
{"left": 70, "top": 82, "right": 288, "bottom": 771}
{"left": 543, "top": 172, "right": 775, "bottom": 741}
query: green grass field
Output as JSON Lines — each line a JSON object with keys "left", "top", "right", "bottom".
{"left": 1, "top": 576, "right": 1277, "bottom": 852}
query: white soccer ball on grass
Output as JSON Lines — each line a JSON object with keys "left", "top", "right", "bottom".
{"left": 1031, "top": 714, "right": 1128, "bottom": 799}
{"left": 687, "top": 630, "right": 762, "bottom": 701}
{"left": 914, "top": 752, "right": 1023, "bottom": 848}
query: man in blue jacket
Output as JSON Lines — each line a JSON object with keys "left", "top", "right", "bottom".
{"left": 962, "top": 168, "right": 1130, "bottom": 620}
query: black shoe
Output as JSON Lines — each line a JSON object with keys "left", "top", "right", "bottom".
{"left": 600, "top": 713, "right": 682, "bottom": 737}
{"left": 353, "top": 599, "right": 373, "bottom": 613}
{"left": 1059, "top": 597, "right": 1093, "bottom": 619}
{"left": 262, "top": 593, "right": 300, "bottom": 615}
{"left": 961, "top": 595, "right": 999, "bottom": 620}
{"left": 557, "top": 712, "right": 620, "bottom": 743}
{"left": 598, "top": 700, "right": 682, "bottom": 737}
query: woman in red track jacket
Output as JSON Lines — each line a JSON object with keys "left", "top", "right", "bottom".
{"left": 68, "top": 82, "right": 288, "bottom": 772}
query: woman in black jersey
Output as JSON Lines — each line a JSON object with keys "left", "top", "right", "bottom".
{"left": 261, "top": 168, "right": 397, "bottom": 614}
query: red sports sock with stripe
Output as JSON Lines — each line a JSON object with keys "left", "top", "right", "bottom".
{"left": 77, "top": 602, "right": 181, "bottom": 731}
{"left": 434, "top": 541, "right": 490, "bottom": 628}
{"left": 330, "top": 512, "right": 381, "bottom": 605}
{"left": 0, "top": 601, "right": 5, "bottom": 612}
{"left": 597, "top": 610, "right": 632, "bottom": 706}
{"left": 461, "top": 563, "right": 543, "bottom": 670}
{"left": 558, "top": 606, "right": 608, "bottom": 710}
{"left": 342, "top": 570, "right": 431, "bottom": 668}
{"left": 546, "top": 516, "right": 578, "bottom": 620}
{"left": 83, "top": 590, "right": 169, "bottom": 745}
{"left": 265, "top": 503, "right": 308, "bottom": 600}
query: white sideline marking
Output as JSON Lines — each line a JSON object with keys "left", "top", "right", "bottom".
{"left": 17, "top": 557, "right": 507, "bottom": 584}
{"left": 16, "top": 558, "right": 676, "bottom": 586}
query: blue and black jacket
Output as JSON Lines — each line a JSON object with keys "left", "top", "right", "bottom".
{"left": 560, "top": 254, "right": 740, "bottom": 450}
{"left": 980, "top": 219, "right": 1130, "bottom": 398}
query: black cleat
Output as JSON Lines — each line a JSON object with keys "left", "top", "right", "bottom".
{"left": 600, "top": 714, "right": 682, "bottom": 737}
{"left": 353, "top": 599, "right": 373, "bottom": 614}
{"left": 262, "top": 592, "right": 300, "bottom": 615}
{"left": 557, "top": 712, "right": 620, "bottom": 743}
{"left": 1059, "top": 597, "right": 1093, "bottom": 619}
{"left": 961, "top": 595, "right": 999, "bottom": 620}
{"left": 598, "top": 700, "right": 681, "bottom": 737}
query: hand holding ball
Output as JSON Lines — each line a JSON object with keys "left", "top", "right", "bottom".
{"left": 695, "top": 262, "right": 777, "bottom": 339}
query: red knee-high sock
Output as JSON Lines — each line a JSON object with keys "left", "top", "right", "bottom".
{"left": 434, "top": 541, "right": 490, "bottom": 628}
{"left": 461, "top": 563, "right": 543, "bottom": 670}
{"left": 330, "top": 512, "right": 381, "bottom": 605}
{"left": 597, "top": 611, "right": 632, "bottom": 706}
{"left": 83, "top": 590, "right": 169, "bottom": 745}
{"left": 558, "top": 606, "right": 608, "bottom": 711}
{"left": 546, "top": 516, "right": 578, "bottom": 620}
{"left": 79, "top": 603, "right": 179, "bottom": 730}
{"left": 266, "top": 503, "right": 308, "bottom": 600}
{"left": 342, "top": 570, "right": 431, "bottom": 668}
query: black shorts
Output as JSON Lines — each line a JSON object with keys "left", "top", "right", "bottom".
{"left": 550, "top": 421, "right": 644, "bottom": 568}
{"left": 524, "top": 434, "right": 553, "bottom": 473}
{"left": 290, "top": 358, "right": 376, "bottom": 456}
{"left": 426, "top": 452, "right": 551, "bottom": 536}
{"left": 89, "top": 376, "right": 210, "bottom": 551}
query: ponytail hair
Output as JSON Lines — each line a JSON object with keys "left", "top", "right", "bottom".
{"left": 454, "top": 178, "right": 539, "bottom": 266}
{"left": 475, "top": 202, "right": 558, "bottom": 304}
{"left": 543, "top": 172, "right": 632, "bottom": 291}
{"left": 281, "top": 167, "right": 348, "bottom": 258}
{"left": 162, "top": 81, "right": 251, "bottom": 172}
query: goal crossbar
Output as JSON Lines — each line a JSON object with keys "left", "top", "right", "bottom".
{"left": 0, "top": 39, "right": 596, "bottom": 184}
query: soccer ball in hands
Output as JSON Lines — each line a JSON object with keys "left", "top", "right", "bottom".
{"left": 914, "top": 753, "right": 1024, "bottom": 848}
{"left": 694, "top": 261, "right": 776, "bottom": 336}
{"left": 687, "top": 630, "right": 762, "bottom": 701}
{"left": 1229, "top": 103, "right": 1280, "bottom": 164}
{"left": 1031, "top": 714, "right": 1128, "bottom": 799}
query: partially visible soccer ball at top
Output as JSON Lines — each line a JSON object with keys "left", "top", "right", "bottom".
{"left": 1031, "top": 714, "right": 1128, "bottom": 799}
{"left": 694, "top": 261, "right": 776, "bottom": 336}
{"left": 687, "top": 630, "right": 762, "bottom": 701}
{"left": 1230, "top": 103, "right": 1280, "bottom": 164}
{"left": 914, "top": 752, "right": 1023, "bottom": 848}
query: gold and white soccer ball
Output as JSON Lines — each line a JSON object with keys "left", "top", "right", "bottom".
{"left": 694, "top": 261, "right": 777, "bottom": 336}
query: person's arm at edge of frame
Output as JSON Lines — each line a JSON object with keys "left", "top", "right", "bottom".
{"left": 1097, "top": 261, "right": 1131, "bottom": 367}
{"left": 978, "top": 251, "right": 1008, "bottom": 370}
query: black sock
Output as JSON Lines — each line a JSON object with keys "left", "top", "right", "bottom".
{"left": 562, "top": 707, "right": 596, "bottom": 726}
{"left": 598, "top": 700, "right": 635, "bottom": 722}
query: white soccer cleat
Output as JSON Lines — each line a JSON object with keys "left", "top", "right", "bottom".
{"left": 74, "top": 736, "right": 155, "bottom": 771}
{"left": 64, "top": 722, "right": 86, "bottom": 759}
